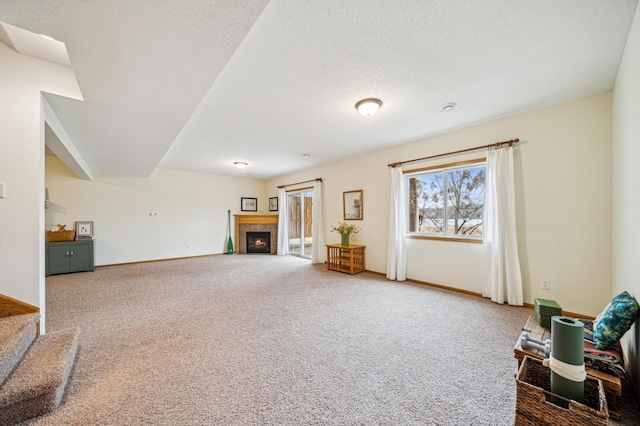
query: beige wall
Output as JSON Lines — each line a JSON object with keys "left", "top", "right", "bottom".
{"left": 268, "top": 92, "right": 613, "bottom": 317}
{"left": 45, "top": 156, "right": 267, "bottom": 266}
{"left": 3, "top": 18, "right": 629, "bottom": 360}
{"left": 41, "top": 87, "right": 616, "bottom": 328}
{"left": 612, "top": 1, "right": 640, "bottom": 396}
{"left": 0, "top": 42, "right": 82, "bottom": 331}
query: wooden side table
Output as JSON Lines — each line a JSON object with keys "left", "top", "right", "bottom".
{"left": 514, "top": 314, "right": 622, "bottom": 420}
{"left": 326, "top": 244, "right": 365, "bottom": 275}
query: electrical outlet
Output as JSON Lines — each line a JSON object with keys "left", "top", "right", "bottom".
{"left": 541, "top": 279, "right": 550, "bottom": 290}
{"left": 186, "top": 244, "right": 191, "bottom": 250}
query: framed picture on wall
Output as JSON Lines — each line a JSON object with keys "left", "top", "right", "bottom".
{"left": 269, "top": 197, "right": 278, "bottom": 212}
{"left": 343, "top": 190, "right": 363, "bottom": 220}
{"left": 241, "top": 197, "right": 258, "bottom": 212}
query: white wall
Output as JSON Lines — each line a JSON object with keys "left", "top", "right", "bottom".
{"left": 0, "top": 42, "right": 82, "bottom": 331}
{"left": 268, "top": 92, "right": 613, "bottom": 317}
{"left": 612, "top": 1, "right": 640, "bottom": 396}
{"left": 45, "top": 156, "right": 267, "bottom": 265}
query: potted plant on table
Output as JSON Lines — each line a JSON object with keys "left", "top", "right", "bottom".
{"left": 330, "top": 222, "right": 361, "bottom": 246}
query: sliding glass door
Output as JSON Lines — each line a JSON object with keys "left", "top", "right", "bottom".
{"left": 287, "top": 189, "right": 313, "bottom": 258}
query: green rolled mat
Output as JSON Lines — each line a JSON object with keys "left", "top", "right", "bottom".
{"left": 549, "top": 316, "right": 585, "bottom": 408}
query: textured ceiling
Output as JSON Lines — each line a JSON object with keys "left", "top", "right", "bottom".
{"left": 1, "top": 0, "right": 638, "bottom": 179}
{"left": 0, "top": 21, "right": 72, "bottom": 67}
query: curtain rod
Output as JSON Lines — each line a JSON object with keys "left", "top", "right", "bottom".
{"left": 387, "top": 138, "right": 519, "bottom": 168}
{"left": 277, "top": 178, "right": 322, "bottom": 189}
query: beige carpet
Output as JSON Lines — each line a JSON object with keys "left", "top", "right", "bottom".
{"left": 33, "top": 255, "right": 638, "bottom": 425}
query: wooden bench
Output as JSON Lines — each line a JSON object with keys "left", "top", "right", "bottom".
{"left": 514, "top": 314, "right": 622, "bottom": 420}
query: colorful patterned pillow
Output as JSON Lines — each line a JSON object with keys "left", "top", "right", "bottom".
{"left": 593, "top": 291, "right": 639, "bottom": 350}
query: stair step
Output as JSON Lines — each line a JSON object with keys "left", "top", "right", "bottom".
{"left": 0, "top": 313, "right": 40, "bottom": 386}
{"left": 0, "top": 327, "right": 79, "bottom": 425}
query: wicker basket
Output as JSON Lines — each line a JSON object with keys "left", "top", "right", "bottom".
{"left": 46, "top": 230, "right": 76, "bottom": 242}
{"left": 515, "top": 356, "right": 609, "bottom": 426}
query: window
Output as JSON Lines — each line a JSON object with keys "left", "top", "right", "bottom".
{"left": 407, "top": 160, "right": 485, "bottom": 240}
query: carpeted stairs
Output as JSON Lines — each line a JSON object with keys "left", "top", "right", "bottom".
{"left": 0, "top": 313, "right": 78, "bottom": 425}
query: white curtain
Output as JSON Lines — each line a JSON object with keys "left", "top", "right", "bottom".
{"left": 386, "top": 166, "right": 407, "bottom": 281}
{"left": 310, "top": 180, "right": 326, "bottom": 264}
{"left": 483, "top": 146, "right": 523, "bottom": 305}
{"left": 277, "top": 187, "right": 288, "bottom": 256}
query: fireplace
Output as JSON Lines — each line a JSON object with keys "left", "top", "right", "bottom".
{"left": 234, "top": 214, "right": 278, "bottom": 254}
{"left": 246, "top": 232, "right": 271, "bottom": 254}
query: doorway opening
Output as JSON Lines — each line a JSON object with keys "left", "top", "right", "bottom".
{"left": 287, "top": 189, "right": 313, "bottom": 258}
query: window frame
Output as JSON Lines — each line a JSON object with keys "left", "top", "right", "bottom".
{"left": 404, "top": 158, "right": 486, "bottom": 244}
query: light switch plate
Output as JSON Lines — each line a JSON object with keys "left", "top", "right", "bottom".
{"left": 0, "top": 182, "right": 5, "bottom": 198}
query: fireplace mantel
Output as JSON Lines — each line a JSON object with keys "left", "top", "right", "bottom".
{"left": 234, "top": 214, "right": 278, "bottom": 254}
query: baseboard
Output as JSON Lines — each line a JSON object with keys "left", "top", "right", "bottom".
{"left": 522, "top": 302, "right": 595, "bottom": 320}
{"left": 0, "top": 293, "right": 40, "bottom": 318}
{"left": 405, "top": 277, "right": 484, "bottom": 298}
{"left": 96, "top": 252, "right": 225, "bottom": 269}
{"left": 365, "top": 269, "right": 483, "bottom": 297}
{"left": 366, "top": 270, "right": 595, "bottom": 319}
{"left": 95, "top": 257, "right": 596, "bottom": 320}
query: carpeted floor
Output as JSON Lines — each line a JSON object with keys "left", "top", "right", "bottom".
{"left": 30, "top": 255, "right": 639, "bottom": 425}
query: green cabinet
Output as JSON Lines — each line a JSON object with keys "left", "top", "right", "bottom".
{"left": 46, "top": 240, "right": 94, "bottom": 276}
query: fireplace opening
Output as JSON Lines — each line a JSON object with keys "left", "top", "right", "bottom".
{"left": 246, "top": 231, "right": 271, "bottom": 254}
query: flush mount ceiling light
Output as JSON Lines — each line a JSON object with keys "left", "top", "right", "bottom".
{"left": 233, "top": 161, "right": 248, "bottom": 169}
{"left": 302, "top": 153, "right": 311, "bottom": 157}
{"left": 440, "top": 102, "right": 457, "bottom": 112}
{"left": 355, "top": 98, "right": 382, "bottom": 117}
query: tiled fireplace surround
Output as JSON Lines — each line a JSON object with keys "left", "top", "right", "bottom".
{"left": 234, "top": 215, "right": 278, "bottom": 255}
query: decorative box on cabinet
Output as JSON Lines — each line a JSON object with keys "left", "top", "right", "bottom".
{"left": 46, "top": 240, "right": 94, "bottom": 276}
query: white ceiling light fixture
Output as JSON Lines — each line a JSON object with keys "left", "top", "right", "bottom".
{"left": 233, "top": 161, "right": 248, "bottom": 169}
{"left": 355, "top": 98, "right": 382, "bottom": 117}
{"left": 440, "top": 103, "right": 457, "bottom": 112}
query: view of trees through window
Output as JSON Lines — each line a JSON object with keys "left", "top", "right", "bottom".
{"left": 408, "top": 164, "right": 485, "bottom": 237}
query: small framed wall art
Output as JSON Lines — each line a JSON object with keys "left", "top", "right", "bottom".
{"left": 241, "top": 197, "right": 258, "bottom": 212}
{"left": 75, "top": 221, "right": 94, "bottom": 237}
{"left": 269, "top": 197, "right": 278, "bottom": 212}
{"left": 343, "top": 190, "right": 363, "bottom": 220}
